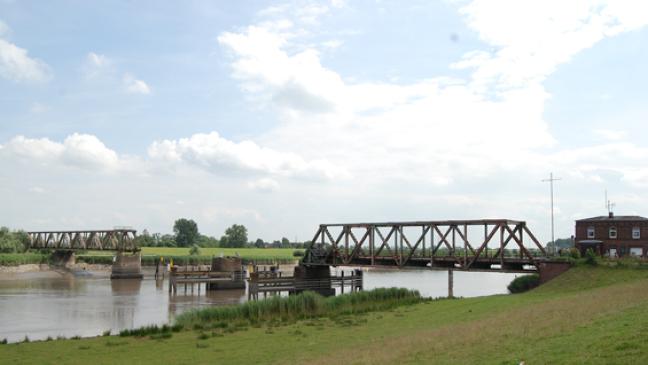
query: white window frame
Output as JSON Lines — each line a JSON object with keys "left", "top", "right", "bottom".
{"left": 587, "top": 227, "right": 595, "bottom": 239}
{"left": 633, "top": 227, "right": 641, "bottom": 240}
{"left": 609, "top": 226, "right": 617, "bottom": 239}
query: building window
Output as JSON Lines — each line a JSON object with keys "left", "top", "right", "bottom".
{"left": 587, "top": 227, "right": 595, "bottom": 239}
{"left": 609, "top": 227, "right": 617, "bottom": 239}
{"left": 633, "top": 227, "right": 641, "bottom": 240}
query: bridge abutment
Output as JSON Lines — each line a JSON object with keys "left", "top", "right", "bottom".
{"left": 111, "top": 252, "right": 143, "bottom": 280}
{"left": 50, "top": 250, "right": 76, "bottom": 268}
{"left": 537, "top": 261, "right": 571, "bottom": 284}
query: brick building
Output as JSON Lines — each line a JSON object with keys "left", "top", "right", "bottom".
{"left": 575, "top": 213, "right": 648, "bottom": 258}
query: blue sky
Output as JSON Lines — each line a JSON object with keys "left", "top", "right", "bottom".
{"left": 1, "top": 0, "right": 648, "bottom": 243}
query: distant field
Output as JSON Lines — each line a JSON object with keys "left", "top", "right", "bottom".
{"left": 140, "top": 247, "right": 299, "bottom": 260}
{"left": 0, "top": 248, "right": 301, "bottom": 266}
{"left": 81, "top": 247, "right": 302, "bottom": 265}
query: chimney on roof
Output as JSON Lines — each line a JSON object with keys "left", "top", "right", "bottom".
{"left": 609, "top": 211, "right": 614, "bottom": 218}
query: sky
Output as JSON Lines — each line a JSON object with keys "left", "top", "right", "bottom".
{"left": 1, "top": 0, "right": 648, "bottom": 243}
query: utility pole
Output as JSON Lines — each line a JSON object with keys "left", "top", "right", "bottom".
{"left": 542, "top": 173, "right": 561, "bottom": 256}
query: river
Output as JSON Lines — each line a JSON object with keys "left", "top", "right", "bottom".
{"left": 0, "top": 267, "right": 518, "bottom": 343}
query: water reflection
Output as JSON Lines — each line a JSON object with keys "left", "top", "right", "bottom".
{"left": 0, "top": 267, "right": 517, "bottom": 343}
{"left": 111, "top": 279, "right": 142, "bottom": 331}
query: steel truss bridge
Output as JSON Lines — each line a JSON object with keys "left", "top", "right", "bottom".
{"left": 27, "top": 229, "right": 138, "bottom": 251}
{"left": 302, "top": 219, "right": 555, "bottom": 273}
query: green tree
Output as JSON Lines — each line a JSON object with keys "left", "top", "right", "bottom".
{"left": 173, "top": 218, "right": 199, "bottom": 247}
{"left": 254, "top": 238, "right": 265, "bottom": 248}
{"left": 281, "top": 237, "right": 290, "bottom": 248}
{"left": 159, "top": 234, "right": 176, "bottom": 247}
{"left": 134, "top": 229, "right": 156, "bottom": 247}
{"left": 196, "top": 234, "right": 219, "bottom": 247}
{"left": 0, "top": 227, "right": 28, "bottom": 253}
{"left": 222, "top": 224, "right": 248, "bottom": 248}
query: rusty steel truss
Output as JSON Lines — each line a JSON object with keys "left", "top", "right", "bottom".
{"left": 302, "top": 219, "right": 549, "bottom": 273}
{"left": 27, "top": 229, "right": 138, "bottom": 251}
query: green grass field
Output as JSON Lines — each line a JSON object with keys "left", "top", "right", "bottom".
{"left": 2, "top": 266, "right": 648, "bottom": 364}
{"left": 140, "top": 247, "right": 299, "bottom": 260}
{"left": 0, "top": 248, "right": 301, "bottom": 266}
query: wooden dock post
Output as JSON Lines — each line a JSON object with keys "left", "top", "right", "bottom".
{"left": 448, "top": 269, "right": 454, "bottom": 298}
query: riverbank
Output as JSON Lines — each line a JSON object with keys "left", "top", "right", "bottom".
{"left": 2, "top": 266, "right": 648, "bottom": 364}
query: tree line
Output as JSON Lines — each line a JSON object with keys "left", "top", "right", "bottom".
{"left": 135, "top": 218, "right": 308, "bottom": 249}
{"left": 0, "top": 227, "right": 29, "bottom": 253}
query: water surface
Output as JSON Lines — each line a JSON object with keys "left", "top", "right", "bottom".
{"left": 0, "top": 267, "right": 518, "bottom": 342}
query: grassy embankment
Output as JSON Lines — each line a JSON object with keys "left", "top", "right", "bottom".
{"left": 3, "top": 265, "right": 648, "bottom": 364}
{"left": 0, "top": 248, "right": 300, "bottom": 267}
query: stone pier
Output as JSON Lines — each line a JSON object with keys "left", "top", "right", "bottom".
{"left": 111, "top": 251, "right": 143, "bottom": 279}
{"left": 207, "top": 257, "right": 245, "bottom": 290}
{"left": 294, "top": 265, "right": 335, "bottom": 297}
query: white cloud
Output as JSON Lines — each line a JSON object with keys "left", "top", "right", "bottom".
{"left": 2, "top": 134, "right": 120, "bottom": 171}
{"left": 87, "top": 52, "right": 110, "bottom": 67}
{"left": 148, "top": 131, "right": 344, "bottom": 180}
{"left": 0, "top": 37, "right": 50, "bottom": 82}
{"left": 216, "top": 0, "right": 648, "bottom": 189}
{"left": 455, "top": 0, "right": 648, "bottom": 91}
{"left": 248, "top": 178, "right": 280, "bottom": 192}
{"left": 123, "top": 74, "right": 151, "bottom": 94}
{"left": 593, "top": 129, "right": 627, "bottom": 141}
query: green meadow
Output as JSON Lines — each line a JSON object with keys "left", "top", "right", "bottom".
{"left": 0, "top": 248, "right": 301, "bottom": 267}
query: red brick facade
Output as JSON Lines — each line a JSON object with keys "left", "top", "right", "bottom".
{"left": 575, "top": 214, "right": 648, "bottom": 257}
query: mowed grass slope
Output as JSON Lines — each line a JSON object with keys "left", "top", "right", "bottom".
{"left": 2, "top": 266, "right": 648, "bottom": 364}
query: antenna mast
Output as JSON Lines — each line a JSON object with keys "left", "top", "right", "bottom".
{"left": 542, "top": 172, "right": 561, "bottom": 256}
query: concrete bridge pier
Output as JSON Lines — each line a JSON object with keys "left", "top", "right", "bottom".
{"left": 294, "top": 265, "right": 335, "bottom": 297}
{"left": 111, "top": 251, "right": 143, "bottom": 280}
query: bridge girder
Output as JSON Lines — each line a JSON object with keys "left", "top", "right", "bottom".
{"left": 302, "top": 219, "right": 549, "bottom": 272}
{"left": 27, "top": 229, "right": 138, "bottom": 252}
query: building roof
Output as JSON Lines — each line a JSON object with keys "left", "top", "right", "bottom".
{"left": 576, "top": 215, "right": 648, "bottom": 222}
{"left": 577, "top": 240, "right": 603, "bottom": 244}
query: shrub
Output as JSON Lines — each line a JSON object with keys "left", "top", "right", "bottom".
{"left": 189, "top": 244, "right": 201, "bottom": 256}
{"left": 584, "top": 248, "right": 598, "bottom": 266}
{"left": 507, "top": 274, "right": 540, "bottom": 294}
{"left": 0, "top": 253, "right": 49, "bottom": 266}
{"left": 292, "top": 250, "right": 305, "bottom": 257}
{"left": 568, "top": 248, "right": 581, "bottom": 259}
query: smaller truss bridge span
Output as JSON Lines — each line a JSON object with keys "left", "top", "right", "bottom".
{"left": 27, "top": 229, "right": 138, "bottom": 252}
{"left": 302, "top": 219, "right": 559, "bottom": 273}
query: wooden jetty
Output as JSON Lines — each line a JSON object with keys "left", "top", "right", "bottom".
{"left": 168, "top": 257, "right": 246, "bottom": 294}
{"left": 248, "top": 268, "right": 363, "bottom": 300}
